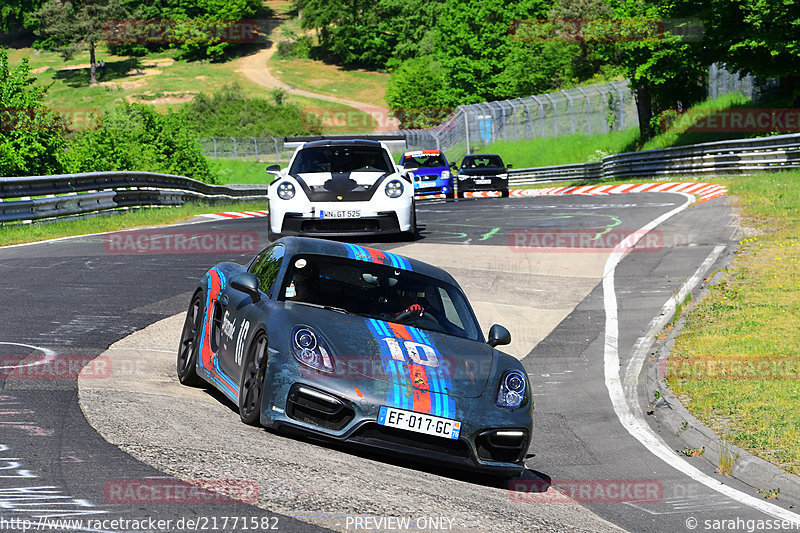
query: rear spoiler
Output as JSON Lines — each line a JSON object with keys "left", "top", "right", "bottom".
{"left": 283, "top": 135, "right": 407, "bottom": 150}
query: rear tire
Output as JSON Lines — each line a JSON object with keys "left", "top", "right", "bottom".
{"left": 239, "top": 331, "right": 268, "bottom": 426}
{"left": 177, "top": 293, "right": 204, "bottom": 387}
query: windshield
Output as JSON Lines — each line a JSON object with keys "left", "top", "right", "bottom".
{"left": 462, "top": 155, "right": 504, "bottom": 168}
{"left": 279, "top": 254, "right": 482, "bottom": 341}
{"left": 290, "top": 146, "right": 394, "bottom": 174}
{"left": 402, "top": 154, "right": 447, "bottom": 169}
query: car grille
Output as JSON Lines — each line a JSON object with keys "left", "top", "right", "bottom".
{"left": 350, "top": 423, "right": 470, "bottom": 458}
{"left": 286, "top": 385, "right": 355, "bottom": 431}
{"left": 300, "top": 219, "right": 381, "bottom": 233}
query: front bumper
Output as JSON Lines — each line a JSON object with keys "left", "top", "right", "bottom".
{"left": 260, "top": 354, "right": 533, "bottom": 476}
{"left": 279, "top": 212, "right": 403, "bottom": 237}
{"left": 457, "top": 176, "right": 509, "bottom": 193}
{"left": 414, "top": 178, "right": 452, "bottom": 196}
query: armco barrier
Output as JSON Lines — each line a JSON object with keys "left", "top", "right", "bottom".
{"left": 508, "top": 132, "right": 800, "bottom": 185}
{"left": 0, "top": 171, "right": 267, "bottom": 223}
{"left": 4, "top": 133, "right": 800, "bottom": 222}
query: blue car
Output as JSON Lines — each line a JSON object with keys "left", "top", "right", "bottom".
{"left": 177, "top": 237, "right": 533, "bottom": 477}
{"left": 400, "top": 150, "right": 454, "bottom": 198}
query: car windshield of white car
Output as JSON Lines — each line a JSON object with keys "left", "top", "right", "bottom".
{"left": 290, "top": 146, "right": 394, "bottom": 174}
{"left": 279, "top": 254, "right": 482, "bottom": 341}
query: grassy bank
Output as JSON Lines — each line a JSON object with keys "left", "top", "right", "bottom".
{"left": 481, "top": 128, "right": 639, "bottom": 168}
{"left": 0, "top": 200, "right": 269, "bottom": 247}
{"left": 477, "top": 92, "right": 768, "bottom": 168}
{"left": 667, "top": 170, "right": 800, "bottom": 474}
{"left": 212, "top": 159, "right": 271, "bottom": 185}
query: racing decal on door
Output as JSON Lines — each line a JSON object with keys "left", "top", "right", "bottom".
{"left": 234, "top": 320, "right": 250, "bottom": 367}
{"left": 343, "top": 243, "right": 412, "bottom": 271}
{"left": 199, "top": 268, "right": 239, "bottom": 400}
{"left": 366, "top": 318, "right": 456, "bottom": 419}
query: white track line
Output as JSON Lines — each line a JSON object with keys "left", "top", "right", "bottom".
{"left": 602, "top": 192, "right": 800, "bottom": 523}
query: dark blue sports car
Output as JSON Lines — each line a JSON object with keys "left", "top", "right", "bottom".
{"left": 177, "top": 237, "right": 533, "bottom": 476}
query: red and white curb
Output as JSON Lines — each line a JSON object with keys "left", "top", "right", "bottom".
{"left": 201, "top": 210, "right": 269, "bottom": 221}
{"left": 508, "top": 182, "right": 727, "bottom": 204}
{"left": 201, "top": 183, "right": 727, "bottom": 220}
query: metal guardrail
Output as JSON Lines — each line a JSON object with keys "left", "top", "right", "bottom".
{"left": 508, "top": 132, "right": 800, "bottom": 185}
{"left": 5, "top": 132, "right": 800, "bottom": 222}
{"left": 0, "top": 171, "right": 267, "bottom": 223}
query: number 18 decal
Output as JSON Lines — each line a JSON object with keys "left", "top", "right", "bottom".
{"left": 382, "top": 337, "right": 438, "bottom": 367}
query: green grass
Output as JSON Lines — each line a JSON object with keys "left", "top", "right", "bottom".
{"left": 667, "top": 169, "right": 800, "bottom": 473}
{"left": 643, "top": 92, "right": 755, "bottom": 150}
{"left": 478, "top": 128, "right": 639, "bottom": 168}
{"left": 269, "top": 54, "right": 390, "bottom": 109}
{"left": 212, "top": 159, "right": 272, "bottom": 185}
{"left": 478, "top": 93, "right": 773, "bottom": 169}
{"left": 0, "top": 200, "right": 269, "bottom": 247}
{"left": 10, "top": 44, "right": 377, "bottom": 133}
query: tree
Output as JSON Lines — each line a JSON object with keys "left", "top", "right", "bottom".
{"left": 433, "top": 0, "right": 554, "bottom": 104}
{"left": 1, "top": 0, "right": 46, "bottom": 34}
{"left": 681, "top": 0, "right": 800, "bottom": 101}
{"left": 67, "top": 102, "right": 217, "bottom": 182}
{"left": 0, "top": 48, "right": 69, "bottom": 177}
{"left": 598, "top": 0, "right": 707, "bottom": 141}
{"left": 34, "top": 0, "right": 126, "bottom": 85}
{"left": 386, "top": 55, "right": 452, "bottom": 128}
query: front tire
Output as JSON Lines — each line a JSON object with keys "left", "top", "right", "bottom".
{"left": 500, "top": 188, "right": 510, "bottom": 198}
{"left": 239, "top": 331, "right": 268, "bottom": 426}
{"left": 177, "top": 293, "right": 204, "bottom": 387}
{"left": 403, "top": 203, "right": 418, "bottom": 239}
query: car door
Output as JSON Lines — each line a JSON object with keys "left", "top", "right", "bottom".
{"left": 217, "top": 243, "right": 286, "bottom": 380}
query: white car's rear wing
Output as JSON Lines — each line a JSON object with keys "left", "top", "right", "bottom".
{"left": 283, "top": 135, "right": 407, "bottom": 151}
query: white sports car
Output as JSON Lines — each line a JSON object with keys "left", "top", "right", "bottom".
{"left": 266, "top": 139, "right": 416, "bottom": 240}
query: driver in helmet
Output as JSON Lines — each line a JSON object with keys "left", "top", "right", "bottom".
{"left": 393, "top": 289, "right": 424, "bottom": 318}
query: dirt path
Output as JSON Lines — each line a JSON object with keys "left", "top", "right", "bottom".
{"left": 234, "top": 41, "right": 399, "bottom": 132}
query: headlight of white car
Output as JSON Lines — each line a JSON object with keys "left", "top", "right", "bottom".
{"left": 385, "top": 180, "right": 404, "bottom": 198}
{"left": 277, "top": 181, "right": 295, "bottom": 200}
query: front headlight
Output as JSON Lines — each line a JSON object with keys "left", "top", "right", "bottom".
{"left": 291, "top": 326, "right": 334, "bottom": 372}
{"left": 277, "top": 181, "right": 295, "bottom": 200}
{"left": 385, "top": 179, "right": 404, "bottom": 198}
{"left": 440, "top": 170, "right": 450, "bottom": 180}
{"left": 496, "top": 369, "right": 526, "bottom": 409}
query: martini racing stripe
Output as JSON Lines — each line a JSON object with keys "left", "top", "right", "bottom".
{"left": 200, "top": 268, "right": 239, "bottom": 400}
{"left": 343, "top": 243, "right": 412, "bottom": 271}
{"left": 365, "top": 319, "right": 455, "bottom": 419}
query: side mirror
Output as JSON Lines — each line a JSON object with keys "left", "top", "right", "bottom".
{"left": 487, "top": 324, "right": 511, "bottom": 347}
{"left": 266, "top": 164, "right": 281, "bottom": 176}
{"left": 449, "top": 162, "right": 457, "bottom": 170}
{"left": 230, "top": 272, "right": 261, "bottom": 303}
{"left": 506, "top": 164, "right": 513, "bottom": 169}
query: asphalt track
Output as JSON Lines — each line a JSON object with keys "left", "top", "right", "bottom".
{"left": 1, "top": 192, "right": 799, "bottom": 532}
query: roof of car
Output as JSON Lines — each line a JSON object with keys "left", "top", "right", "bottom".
{"left": 300, "top": 139, "right": 386, "bottom": 149}
{"left": 276, "top": 236, "right": 457, "bottom": 283}
{"left": 463, "top": 153, "right": 502, "bottom": 159}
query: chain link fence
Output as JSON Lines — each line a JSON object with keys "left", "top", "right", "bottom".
{"left": 708, "top": 63, "right": 778, "bottom": 102}
{"left": 199, "top": 69, "right": 777, "bottom": 166}
{"left": 197, "top": 137, "right": 293, "bottom": 164}
{"left": 394, "top": 80, "right": 638, "bottom": 162}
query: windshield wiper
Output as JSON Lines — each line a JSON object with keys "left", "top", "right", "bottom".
{"left": 294, "top": 301, "right": 350, "bottom": 315}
